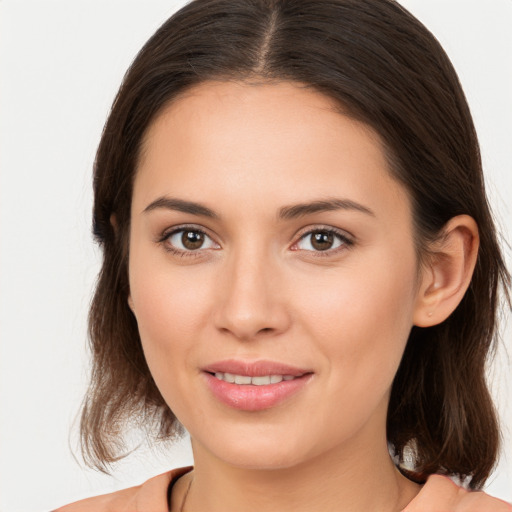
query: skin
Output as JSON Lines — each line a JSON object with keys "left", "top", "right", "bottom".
{"left": 127, "top": 80, "right": 480, "bottom": 512}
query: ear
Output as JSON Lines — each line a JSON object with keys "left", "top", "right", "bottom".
{"left": 110, "top": 213, "right": 118, "bottom": 233}
{"left": 413, "top": 215, "right": 479, "bottom": 327}
{"left": 110, "top": 213, "right": 136, "bottom": 313}
{"left": 127, "top": 294, "right": 135, "bottom": 313}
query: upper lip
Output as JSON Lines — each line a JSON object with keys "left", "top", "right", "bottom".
{"left": 202, "top": 359, "right": 312, "bottom": 377}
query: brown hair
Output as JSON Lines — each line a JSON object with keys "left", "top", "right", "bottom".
{"left": 81, "top": 0, "right": 510, "bottom": 489}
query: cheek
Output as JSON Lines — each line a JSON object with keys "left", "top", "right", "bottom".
{"left": 133, "top": 275, "right": 208, "bottom": 340}
{"left": 127, "top": 245, "right": 213, "bottom": 382}
{"left": 128, "top": 266, "right": 217, "bottom": 426}
{"left": 297, "top": 251, "right": 418, "bottom": 390}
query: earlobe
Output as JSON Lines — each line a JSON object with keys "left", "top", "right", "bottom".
{"left": 111, "top": 212, "right": 134, "bottom": 313}
{"left": 127, "top": 294, "right": 135, "bottom": 314}
{"left": 110, "top": 213, "right": 118, "bottom": 233}
{"left": 413, "top": 215, "right": 479, "bottom": 327}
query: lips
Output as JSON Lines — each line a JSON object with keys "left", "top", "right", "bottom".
{"left": 202, "top": 359, "right": 311, "bottom": 377}
{"left": 202, "top": 359, "right": 313, "bottom": 411}
{"left": 213, "top": 373, "right": 296, "bottom": 385}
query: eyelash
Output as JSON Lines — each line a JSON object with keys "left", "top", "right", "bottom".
{"left": 157, "top": 225, "right": 354, "bottom": 258}
{"left": 158, "top": 225, "right": 218, "bottom": 258}
{"left": 292, "top": 227, "right": 354, "bottom": 257}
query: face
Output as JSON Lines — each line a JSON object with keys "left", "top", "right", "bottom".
{"left": 128, "top": 80, "right": 424, "bottom": 470}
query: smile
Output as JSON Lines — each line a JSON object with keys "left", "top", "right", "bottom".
{"left": 212, "top": 372, "right": 297, "bottom": 385}
{"left": 204, "top": 371, "right": 313, "bottom": 411}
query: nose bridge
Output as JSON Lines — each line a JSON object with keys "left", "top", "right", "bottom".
{"left": 214, "top": 240, "right": 289, "bottom": 340}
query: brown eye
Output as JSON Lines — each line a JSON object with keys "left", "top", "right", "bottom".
{"left": 182, "top": 230, "right": 205, "bottom": 250}
{"left": 311, "top": 231, "right": 334, "bottom": 251}
{"left": 295, "top": 229, "right": 351, "bottom": 253}
{"left": 166, "top": 228, "right": 219, "bottom": 252}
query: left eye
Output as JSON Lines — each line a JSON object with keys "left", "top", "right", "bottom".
{"left": 295, "top": 230, "right": 349, "bottom": 252}
{"left": 167, "top": 229, "right": 218, "bottom": 251}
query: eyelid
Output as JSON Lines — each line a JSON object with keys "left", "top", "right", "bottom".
{"left": 158, "top": 224, "right": 221, "bottom": 254}
{"left": 290, "top": 225, "right": 354, "bottom": 253}
{"left": 156, "top": 223, "right": 353, "bottom": 257}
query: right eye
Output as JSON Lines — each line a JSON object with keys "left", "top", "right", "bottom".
{"left": 164, "top": 228, "right": 219, "bottom": 253}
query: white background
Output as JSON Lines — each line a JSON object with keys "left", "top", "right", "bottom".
{"left": 0, "top": 1, "right": 511, "bottom": 510}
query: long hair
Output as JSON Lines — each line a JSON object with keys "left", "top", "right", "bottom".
{"left": 81, "top": 0, "right": 510, "bottom": 489}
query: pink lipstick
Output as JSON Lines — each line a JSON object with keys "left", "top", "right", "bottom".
{"left": 202, "top": 359, "right": 313, "bottom": 411}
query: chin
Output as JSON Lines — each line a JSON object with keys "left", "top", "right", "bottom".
{"left": 195, "top": 426, "right": 316, "bottom": 470}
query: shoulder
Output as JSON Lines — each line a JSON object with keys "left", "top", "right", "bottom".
{"left": 53, "top": 466, "right": 193, "bottom": 512}
{"left": 404, "top": 474, "right": 512, "bottom": 512}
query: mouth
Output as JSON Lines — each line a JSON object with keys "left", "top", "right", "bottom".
{"left": 209, "top": 372, "right": 298, "bottom": 385}
{"left": 201, "top": 360, "right": 314, "bottom": 411}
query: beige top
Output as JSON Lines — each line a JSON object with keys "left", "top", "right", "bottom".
{"left": 54, "top": 466, "right": 193, "bottom": 512}
{"left": 53, "top": 467, "right": 512, "bottom": 512}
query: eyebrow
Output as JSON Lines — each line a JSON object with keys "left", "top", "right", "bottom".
{"left": 142, "top": 196, "right": 375, "bottom": 220}
{"left": 143, "top": 197, "right": 218, "bottom": 218}
{"left": 278, "top": 198, "right": 375, "bottom": 219}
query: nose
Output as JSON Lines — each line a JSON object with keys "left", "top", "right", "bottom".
{"left": 213, "top": 248, "right": 291, "bottom": 341}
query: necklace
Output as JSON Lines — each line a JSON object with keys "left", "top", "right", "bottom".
{"left": 179, "top": 477, "right": 193, "bottom": 512}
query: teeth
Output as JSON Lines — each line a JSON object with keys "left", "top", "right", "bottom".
{"left": 213, "top": 373, "right": 297, "bottom": 385}
{"left": 224, "top": 372, "right": 236, "bottom": 383}
{"left": 251, "top": 376, "right": 271, "bottom": 385}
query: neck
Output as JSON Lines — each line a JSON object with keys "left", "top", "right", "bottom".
{"left": 177, "top": 431, "right": 420, "bottom": 512}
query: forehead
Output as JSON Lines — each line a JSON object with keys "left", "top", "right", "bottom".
{"left": 134, "top": 80, "right": 410, "bottom": 221}
{"left": 140, "top": 79, "right": 379, "bottom": 161}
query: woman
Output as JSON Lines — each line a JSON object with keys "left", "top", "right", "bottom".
{"left": 56, "top": 0, "right": 511, "bottom": 510}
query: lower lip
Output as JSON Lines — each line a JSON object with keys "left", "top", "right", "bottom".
{"left": 203, "top": 372, "right": 313, "bottom": 411}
